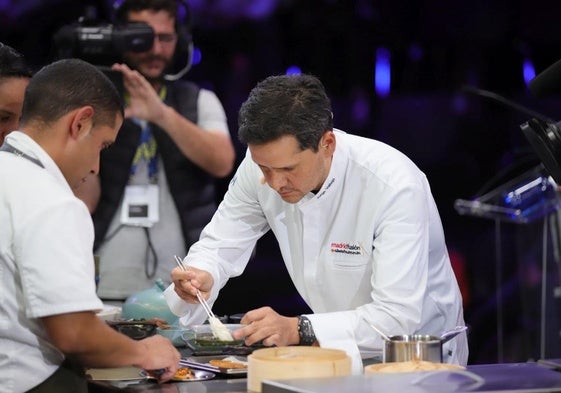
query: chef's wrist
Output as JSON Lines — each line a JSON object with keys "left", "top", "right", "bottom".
{"left": 297, "top": 315, "right": 317, "bottom": 346}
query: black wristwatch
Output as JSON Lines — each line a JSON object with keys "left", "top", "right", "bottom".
{"left": 297, "top": 315, "right": 316, "bottom": 346}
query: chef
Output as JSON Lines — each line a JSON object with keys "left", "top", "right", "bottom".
{"left": 165, "top": 74, "right": 468, "bottom": 374}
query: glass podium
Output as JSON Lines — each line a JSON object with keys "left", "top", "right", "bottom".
{"left": 455, "top": 165, "right": 561, "bottom": 224}
{"left": 455, "top": 165, "right": 561, "bottom": 362}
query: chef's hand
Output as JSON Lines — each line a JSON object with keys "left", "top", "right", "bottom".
{"left": 171, "top": 265, "right": 214, "bottom": 303}
{"left": 111, "top": 63, "right": 167, "bottom": 123}
{"left": 137, "top": 335, "right": 181, "bottom": 383}
{"left": 233, "top": 306, "right": 300, "bottom": 347}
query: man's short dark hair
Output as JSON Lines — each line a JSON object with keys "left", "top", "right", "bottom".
{"left": 238, "top": 74, "right": 333, "bottom": 152}
{"left": 0, "top": 42, "right": 32, "bottom": 80}
{"left": 20, "top": 58, "right": 123, "bottom": 128}
{"left": 115, "top": 0, "right": 178, "bottom": 24}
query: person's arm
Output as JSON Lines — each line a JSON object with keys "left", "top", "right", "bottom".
{"left": 152, "top": 103, "right": 234, "bottom": 177}
{"left": 164, "top": 154, "right": 270, "bottom": 320}
{"left": 112, "top": 63, "right": 235, "bottom": 177}
{"left": 42, "top": 311, "right": 180, "bottom": 381}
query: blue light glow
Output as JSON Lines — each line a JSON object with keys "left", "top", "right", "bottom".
{"left": 286, "top": 65, "right": 302, "bottom": 75}
{"left": 191, "top": 47, "right": 202, "bottom": 66}
{"left": 523, "top": 58, "right": 535, "bottom": 86}
{"left": 374, "top": 47, "right": 391, "bottom": 98}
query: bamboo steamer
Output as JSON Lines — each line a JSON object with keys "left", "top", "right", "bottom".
{"left": 247, "top": 346, "right": 352, "bottom": 392}
{"left": 365, "top": 360, "right": 465, "bottom": 374}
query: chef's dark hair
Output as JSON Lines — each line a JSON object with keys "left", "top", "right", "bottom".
{"left": 20, "top": 58, "right": 123, "bottom": 128}
{"left": 0, "top": 42, "right": 32, "bottom": 80}
{"left": 238, "top": 74, "right": 333, "bottom": 152}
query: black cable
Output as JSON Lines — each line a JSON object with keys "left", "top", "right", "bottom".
{"left": 461, "top": 85, "right": 555, "bottom": 123}
{"left": 143, "top": 227, "right": 158, "bottom": 279}
{"left": 104, "top": 224, "right": 124, "bottom": 243}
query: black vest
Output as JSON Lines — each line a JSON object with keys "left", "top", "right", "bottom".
{"left": 92, "top": 81, "right": 217, "bottom": 251}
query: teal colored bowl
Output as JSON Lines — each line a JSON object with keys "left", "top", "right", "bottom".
{"left": 121, "top": 279, "right": 179, "bottom": 325}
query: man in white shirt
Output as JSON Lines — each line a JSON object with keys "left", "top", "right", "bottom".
{"left": 0, "top": 58, "right": 179, "bottom": 393}
{"left": 165, "top": 74, "right": 468, "bottom": 374}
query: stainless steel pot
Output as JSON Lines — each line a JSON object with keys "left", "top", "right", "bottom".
{"left": 383, "top": 326, "right": 467, "bottom": 363}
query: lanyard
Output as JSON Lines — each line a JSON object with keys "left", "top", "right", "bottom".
{"left": 0, "top": 143, "right": 44, "bottom": 168}
{"left": 129, "top": 86, "right": 167, "bottom": 182}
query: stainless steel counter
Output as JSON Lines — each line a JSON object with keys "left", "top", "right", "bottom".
{"left": 262, "top": 362, "right": 561, "bottom": 393}
{"left": 89, "top": 377, "right": 248, "bottom": 393}
{"left": 87, "top": 338, "right": 561, "bottom": 393}
{"left": 89, "top": 361, "right": 561, "bottom": 393}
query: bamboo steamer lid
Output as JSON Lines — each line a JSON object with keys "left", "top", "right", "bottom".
{"left": 365, "top": 360, "right": 465, "bottom": 374}
{"left": 247, "top": 346, "right": 352, "bottom": 392}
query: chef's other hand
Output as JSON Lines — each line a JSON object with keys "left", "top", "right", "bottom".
{"left": 136, "top": 335, "right": 180, "bottom": 382}
{"left": 171, "top": 265, "right": 214, "bottom": 304}
{"left": 233, "top": 306, "right": 299, "bottom": 347}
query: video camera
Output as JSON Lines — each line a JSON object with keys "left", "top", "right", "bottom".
{"left": 53, "top": 16, "right": 155, "bottom": 66}
{"left": 53, "top": 10, "right": 192, "bottom": 81}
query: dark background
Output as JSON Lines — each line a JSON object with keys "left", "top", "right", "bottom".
{"left": 3, "top": 0, "right": 561, "bottom": 365}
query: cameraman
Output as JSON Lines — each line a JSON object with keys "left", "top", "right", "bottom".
{"left": 79, "top": 0, "right": 235, "bottom": 300}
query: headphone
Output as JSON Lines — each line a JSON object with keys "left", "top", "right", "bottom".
{"left": 112, "top": 0, "right": 194, "bottom": 80}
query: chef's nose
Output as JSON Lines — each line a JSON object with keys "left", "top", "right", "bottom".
{"left": 266, "top": 171, "right": 287, "bottom": 191}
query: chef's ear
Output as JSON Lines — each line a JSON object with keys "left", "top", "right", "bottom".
{"left": 70, "top": 106, "right": 94, "bottom": 139}
{"left": 319, "top": 131, "right": 336, "bottom": 152}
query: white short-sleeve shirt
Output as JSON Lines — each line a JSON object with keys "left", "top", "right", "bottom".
{"left": 0, "top": 131, "right": 103, "bottom": 392}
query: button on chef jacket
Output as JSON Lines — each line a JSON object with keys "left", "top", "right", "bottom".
{"left": 165, "top": 129, "right": 468, "bottom": 374}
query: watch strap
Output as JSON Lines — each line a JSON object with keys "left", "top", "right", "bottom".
{"left": 297, "top": 315, "right": 316, "bottom": 346}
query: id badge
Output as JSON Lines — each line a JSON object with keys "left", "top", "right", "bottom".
{"left": 120, "top": 184, "right": 159, "bottom": 227}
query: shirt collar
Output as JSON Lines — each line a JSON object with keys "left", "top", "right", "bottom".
{"left": 4, "top": 131, "right": 72, "bottom": 193}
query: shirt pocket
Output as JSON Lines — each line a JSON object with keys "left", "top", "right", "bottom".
{"left": 328, "top": 253, "right": 370, "bottom": 270}
{"left": 327, "top": 241, "right": 371, "bottom": 270}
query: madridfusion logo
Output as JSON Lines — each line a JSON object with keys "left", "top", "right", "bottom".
{"left": 330, "top": 242, "right": 364, "bottom": 255}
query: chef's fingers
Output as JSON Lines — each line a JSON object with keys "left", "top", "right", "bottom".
{"left": 239, "top": 306, "right": 273, "bottom": 325}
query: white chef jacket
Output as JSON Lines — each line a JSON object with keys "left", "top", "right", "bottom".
{"left": 165, "top": 129, "right": 468, "bottom": 374}
{"left": 0, "top": 132, "right": 103, "bottom": 392}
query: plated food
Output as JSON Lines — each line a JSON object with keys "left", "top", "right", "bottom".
{"left": 181, "top": 355, "right": 248, "bottom": 375}
{"left": 186, "top": 324, "right": 246, "bottom": 354}
{"left": 141, "top": 367, "right": 215, "bottom": 382}
{"left": 209, "top": 358, "right": 248, "bottom": 369}
{"left": 209, "top": 316, "right": 235, "bottom": 341}
{"left": 173, "top": 367, "right": 195, "bottom": 380}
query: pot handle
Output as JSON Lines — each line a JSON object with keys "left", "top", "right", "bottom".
{"left": 439, "top": 325, "right": 468, "bottom": 344}
{"left": 411, "top": 369, "right": 484, "bottom": 388}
